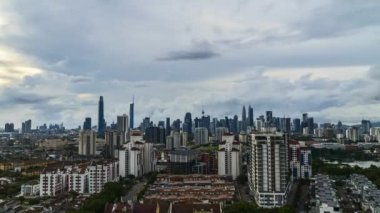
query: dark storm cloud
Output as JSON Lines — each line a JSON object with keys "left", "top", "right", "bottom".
{"left": 10, "top": 94, "right": 55, "bottom": 105}
{"left": 157, "top": 50, "right": 220, "bottom": 61}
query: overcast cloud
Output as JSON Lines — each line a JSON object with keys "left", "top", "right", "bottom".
{"left": 0, "top": 0, "right": 379, "bottom": 128}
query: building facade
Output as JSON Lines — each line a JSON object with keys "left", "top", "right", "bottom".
{"left": 248, "top": 132, "right": 290, "bottom": 208}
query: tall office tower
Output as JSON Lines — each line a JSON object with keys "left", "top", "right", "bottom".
{"left": 172, "top": 119, "right": 181, "bottom": 131}
{"left": 225, "top": 116, "right": 231, "bottom": 132}
{"left": 280, "top": 118, "right": 291, "bottom": 133}
{"left": 248, "top": 132, "right": 289, "bottom": 208}
{"left": 21, "top": 119, "right": 32, "bottom": 133}
{"left": 201, "top": 115, "right": 211, "bottom": 132}
{"left": 98, "top": 96, "right": 106, "bottom": 138}
{"left": 307, "top": 117, "right": 314, "bottom": 135}
{"left": 232, "top": 115, "right": 239, "bottom": 134}
{"left": 211, "top": 118, "right": 218, "bottom": 136}
{"left": 301, "top": 113, "right": 308, "bottom": 128}
{"left": 83, "top": 117, "right": 92, "bottom": 130}
{"left": 248, "top": 105, "right": 254, "bottom": 127}
{"left": 242, "top": 106, "right": 247, "bottom": 131}
{"left": 361, "top": 120, "right": 371, "bottom": 134}
{"left": 129, "top": 98, "right": 134, "bottom": 129}
{"left": 266, "top": 111, "right": 273, "bottom": 125}
{"left": 105, "top": 130, "right": 125, "bottom": 158}
{"left": 4, "top": 123, "right": 14, "bottom": 132}
{"left": 166, "top": 117, "right": 171, "bottom": 136}
{"left": 218, "top": 134, "right": 241, "bottom": 180}
{"left": 292, "top": 118, "right": 301, "bottom": 134}
{"left": 194, "top": 127, "right": 209, "bottom": 145}
{"left": 79, "top": 130, "right": 96, "bottom": 156}
{"left": 183, "top": 112, "right": 192, "bottom": 134}
{"left": 117, "top": 114, "right": 128, "bottom": 132}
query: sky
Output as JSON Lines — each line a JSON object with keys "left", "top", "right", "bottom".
{"left": 0, "top": 0, "right": 379, "bottom": 129}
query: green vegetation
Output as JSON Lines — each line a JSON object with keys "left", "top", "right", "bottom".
{"left": 312, "top": 148, "right": 378, "bottom": 162}
{"left": 69, "top": 178, "right": 133, "bottom": 213}
{"left": 313, "top": 159, "right": 380, "bottom": 187}
{"left": 137, "top": 172, "right": 158, "bottom": 200}
{"left": 0, "top": 171, "right": 38, "bottom": 199}
{"left": 224, "top": 202, "right": 295, "bottom": 213}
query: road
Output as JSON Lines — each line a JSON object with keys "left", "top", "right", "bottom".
{"left": 124, "top": 181, "right": 146, "bottom": 202}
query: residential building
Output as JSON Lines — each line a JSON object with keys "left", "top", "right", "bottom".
{"left": 218, "top": 134, "right": 241, "bottom": 180}
{"left": 194, "top": 127, "right": 208, "bottom": 145}
{"left": 79, "top": 130, "right": 96, "bottom": 156}
{"left": 313, "top": 174, "right": 340, "bottom": 213}
{"left": 20, "top": 181, "right": 39, "bottom": 197}
{"left": 289, "top": 141, "right": 312, "bottom": 180}
{"left": 248, "top": 132, "right": 290, "bottom": 208}
{"left": 88, "top": 161, "right": 119, "bottom": 194}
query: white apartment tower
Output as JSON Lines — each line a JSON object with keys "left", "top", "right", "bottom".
{"left": 79, "top": 130, "right": 96, "bottom": 156}
{"left": 218, "top": 134, "right": 241, "bottom": 180}
{"left": 248, "top": 132, "right": 290, "bottom": 208}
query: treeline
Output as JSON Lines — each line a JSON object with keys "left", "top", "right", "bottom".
{"left": 313, "top": 159, "right": 380, "bottom": 187}
{"left": 312, "top": 148, "right": 377, "bottom": 161}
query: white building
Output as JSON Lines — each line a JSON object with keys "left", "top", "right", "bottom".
{"left": 20, "top": 181, "right": 39, "bottom": 197}
{"left": 370, "top": 127, "right": 380, "bottom": 142}
{"left": 218, "top": 134, "right": 241, "bottom": 180}
{"left": 194, "top": 127, "right": 209, "bottom": 145}
{"left": 88, "top": 161, "right": 119, "bottom": 194}
{"left": 346, "top": 127, "right": 359, "bottom": 142}
{"left": 248, "top": 132, "right": 290, "bottom": 208}
{"left": 119, "top": 140, "right": 155, "bottom": 178}
{"left": 117, "top": 114, "right": 129, "bottom": 140}
{"left": 79, "top": 130, "right": 96, "bottom": 156}
{"left": 67, "top": 167, "right": 88, "bottom": 194}
{"left": 289, "top": 142, "right": 312, "bottom": 180}
{"left": 39, "top": 169, "right": 66, "bottom": 197}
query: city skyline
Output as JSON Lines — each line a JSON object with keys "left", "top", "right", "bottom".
{"left": 0, "top": 1, "right": 379, "bottom": 127}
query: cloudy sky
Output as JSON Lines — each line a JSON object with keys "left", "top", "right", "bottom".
{"left": 0, "top": 0, "right": 379, "bottom": 128}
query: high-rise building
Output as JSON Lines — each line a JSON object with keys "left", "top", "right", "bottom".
{"left": 346, "top": 127, "right": 359, "bottom": 142}
{"left": 79, "top": 130, "right": 96, "bottom": 156}
{"left": 129, "top": 98, "right": 134, "bottom": 129}
{"left": 166, "top": 117, "right": 171, "bottom": 136}
{"left": 361, "top": 120, "right": 371, "bottom": 134}
{"left": 248, "top": 132, "right": 290, "bottom": 208}
{"left": 248, "top": 105, "right": 254, "bottom": 127}
{"left": 292, "top": 118, "right": 301, "bottom": 134}
{"left": 105, "top": 130, "right": 125, "bottom": 158}
{"left": 21, "top": 119, "right": 32, "bottom": 133}
{"left": 266, "top": 111, "right": 273, "bottom": 125}
{"left": 215, "top": 127, "right": 228, "bottom": 142}
{"left": 218, "top": 134, "right": 241, "bottom": 180}
{"left": 242, "top": 106, "right": 247, "bottom": 131}
{"left": 289, "top": 141, "right": 312, "bottom": 180}
{"left": 307, "top": 117, "right": 314, "bottom": 135}
{"left": 194, "top": 127, "right": 209, "bottom": 145}
{"left": 98, "top": 96, "right": 106, "bottom": 138}
{"left": 4, "top": 123, "right": 14, "bottom": 132}
{"left": 83, "top": 117, "right": 92, "bottom": 130}
{"left": 183, "top": 112, "right": 192, "bottom": 134}
{"left": 117, "top": 114, "right": 128, "bottom": 132}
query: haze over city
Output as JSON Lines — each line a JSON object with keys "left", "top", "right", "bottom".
{"left": 0, "top": 1, "right": 379, "bottom": 128}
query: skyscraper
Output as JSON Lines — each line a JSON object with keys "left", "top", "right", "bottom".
{"left": 242, "top": 106, "right": 247, "bottom": 131}
{"left": 166, "top": 117, "right": 171, "bottom": 136}
{"left": 292, "top": 118, "right": 301, "bottom": 134}
{"left": 248, "top": 132, "right": 289, "bottom": 208}
{"left": 266, "top": 111, "right": 273, "bottom": 125}
{"left": 183, "top": 112, "right": 192, "bottom": 134}
{"left": 248, "top": 105, "right": 254, "bottom": 127}
{"left": 83, "top": 117, "right": 92, "bottom": 130}
{"left": 98, "top": 96, "right": 106, "bottom": 138}
{"left": 129, "top": 98, "right": 134, "bottom": 129}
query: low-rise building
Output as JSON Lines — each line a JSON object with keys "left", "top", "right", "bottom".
{"left": 144, "top": 175, "right": 235, "bottom": 204}
{"left": 313, "top": 174, "right": 341, "bottom": 213}
{"left": 350, "top": 174, "right": 380, "bottom": 213}
{"left": 20, "top": 180, "right": 39, "bottom": 197}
